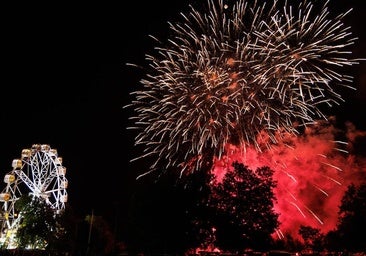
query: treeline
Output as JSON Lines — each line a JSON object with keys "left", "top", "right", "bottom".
{"left": 1, "top": 162, "right": 365, "bottom": 255}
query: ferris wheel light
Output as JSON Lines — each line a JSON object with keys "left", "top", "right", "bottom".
{"left": 11, "top": 159, "right": 22, "bottom": 169}
{"left": 31, "top": 144, "right": 41, "bottom": 153}
{"left": 60, "top": 195, "right": 68, "bottom": 203}
{"left": 56, "top": 157, "right": 63, "bottom": 166}
{"left": 0, "top": 193, "right": 10, "bottom": 202}
{"left": 3, "top": 175, "right": 15, "bottom": 184}
{"left": 41, "top": 144, "right": 50, "bottom": 152}
{"left": 61, "top": 181, "right": 68, "bottom": 189}
{"left": 49, "top": 149, "right": 58, "bottom": 158}
{"left": 21, "top": 149, "right": 31, "bottom": 160}
{"left": 58, "top": 166, "right": 67, "bottom": 175}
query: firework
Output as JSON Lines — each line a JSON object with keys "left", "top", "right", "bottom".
{"left": 127, "top": 0, "right": 360, "bottom": 177}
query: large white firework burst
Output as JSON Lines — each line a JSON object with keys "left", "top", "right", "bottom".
{"left": 127, "top": 0, "right": 360, "bottom": 177}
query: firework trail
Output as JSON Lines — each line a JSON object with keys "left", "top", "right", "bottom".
{"left": 127, "top": 0, "right": 361, "bottom": 177}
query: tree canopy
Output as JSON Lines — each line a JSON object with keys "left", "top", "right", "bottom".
{"left": 208, "top": 162, "right": 279, "bottom": 251}
{"left": 335, "top": 182, "right": 366, "bottom": 251}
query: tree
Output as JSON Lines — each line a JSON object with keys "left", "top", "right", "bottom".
{"left": 126, "top": 169, "right": 214, "bottom": 255}
{"left": 49, "top": 203, "right": 79, "bottom": 254}
{"left": 14, "top": 195, "right": 59, "bottom": 250}
{"left": 208, "top": 161, "right": 279, "bottom": 252}
{"left": 126, "top": 161, "right": 278, "bottom": 254}
{"left": 323, "top": 230, "right": 342, "bottom": 252}
{"left": 13, "top": 195, "right": 77, "bottom": 254}
{"left": 298, "top": 225, "right": 324, "bottom": 252}
{"left": 172, "top": 168, "right": 217, "bottom": 253}
{"left": 85, "top": 213, "right": 115, "bottom": 255}
{"left": 272, "top": 232, "right": 303, "bottom": 252}
{"left": 335, "top": 182, "right": 366, "bottom": 252}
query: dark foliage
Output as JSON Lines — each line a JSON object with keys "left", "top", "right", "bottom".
{"left": 126, "top": 170, "right": 213, "bottom": 254}
{"left": 335, "top": 182, "right": 366, "bottom": 251}
{"left": 209, "top": 162, "right": 279, "bottom": 252}
{"left": 15, "top": 195, "right": 59, "bottom": 250}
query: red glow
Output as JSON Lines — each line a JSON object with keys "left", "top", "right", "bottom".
{"left": 211, "top": 120, "right": 366, "bottom": 239}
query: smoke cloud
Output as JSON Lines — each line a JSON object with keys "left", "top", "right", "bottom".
{"left": 212, "top": 117, "right": 366, "bottom": 239}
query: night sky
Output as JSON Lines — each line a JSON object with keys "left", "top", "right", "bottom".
{"left": 0, "top": 0, "right": 365, "bottom": 238}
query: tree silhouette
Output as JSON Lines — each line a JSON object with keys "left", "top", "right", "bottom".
{"left": 177, "top": 168, "right": 216, "bottom": 252}
{"left": 126, "top": 169, "right": 213, "bottom": 254}
{"left": 50, "top": 204, "right": 78, "bottom": 254}
{"left": 126, "top": 162, "right": 279, "bottom": 254}
{"left": 335, "top": 182, "right": 366, "bottom": 252}
{"left": 271, "top": 232, "right": 303, "bottom": 252}
{"left": 323, "top": 230, "right": 342, "bottom": 252}
{"left": 84, "top": 213, "right": 115, "bottom": 255}
{"left": 208, "top": 161, "right": 279, "bottom": 252}
{"left": 298, "top": 225, "right": 323, "bottom": 252}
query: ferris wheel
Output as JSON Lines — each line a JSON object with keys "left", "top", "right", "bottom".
{"left": 0, "top": 144, "right": 68, "bottom": 240}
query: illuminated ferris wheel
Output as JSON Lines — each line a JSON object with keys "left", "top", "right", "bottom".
{"left": 0, "top": 144, "right": 68, "bottom": 241}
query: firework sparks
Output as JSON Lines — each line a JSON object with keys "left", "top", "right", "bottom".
{"left": 127, "top": 0, "right": 360, "bottom": 176}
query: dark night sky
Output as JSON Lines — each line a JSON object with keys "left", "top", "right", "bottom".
{"left": 0, "top": 0, "right": 365, "bottom": 235}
